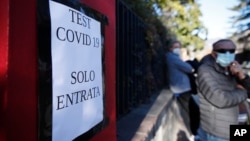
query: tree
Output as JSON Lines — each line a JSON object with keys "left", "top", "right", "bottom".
{"left": 230, "top": 0, "right": 250, "bottom": 51}
{"left": 230, "top": 0, "right": 250, "bottom": 71}
{"left": 158, "top": 0, "right": 207, "bottom": 52}
{"left": 122, "top": 0, "right": 207, "bottom": 54}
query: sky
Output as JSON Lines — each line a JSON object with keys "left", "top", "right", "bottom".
{"left": 197, "top": 0, "right": 239, "bottom": 40}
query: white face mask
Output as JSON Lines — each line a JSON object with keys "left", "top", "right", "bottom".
{"left": 173, "top": 48, "right": 181, "bottom": 55}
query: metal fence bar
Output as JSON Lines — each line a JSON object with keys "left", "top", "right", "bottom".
{"left": 116, "top": 0, "right": 150, "bottom": 119}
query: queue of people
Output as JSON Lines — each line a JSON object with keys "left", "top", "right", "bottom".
{"left": 165, "top": 39, "right": 250, "bottom": 141}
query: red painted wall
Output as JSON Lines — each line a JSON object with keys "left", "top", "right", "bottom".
{"left": 0, "top": 0, "right": 116, "bottom": 141}
{"left": 0, "top": 0, "right": 38, "bottom": 141}
{"left": 0, "top": 0, "right": 9, "bottom": 139}
{"left": 81, "top": 0, "right": 117, "bottom": 141}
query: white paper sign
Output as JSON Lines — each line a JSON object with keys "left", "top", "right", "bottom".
{"left": 49, "top": 1, "right": 103, "bottom": 141}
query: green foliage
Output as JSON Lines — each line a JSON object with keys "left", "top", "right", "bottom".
{"left": 231, "top": 0, "right": 250, "bottom": 33}
{"left": 159, "top": 0, "right": 207, "bottom": 50}
{"left": 122, "top": 0, "right": 207, "bottom": 52}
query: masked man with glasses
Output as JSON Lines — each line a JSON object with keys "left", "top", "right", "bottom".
{"left": 196, "top": 39, "right": 249, "bottom": 141}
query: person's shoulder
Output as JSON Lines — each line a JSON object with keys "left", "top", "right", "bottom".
{"left": 197, "top": 64, "right": 215, "bottom": 80}
{"left": 166, "top": 52, "right": 177, "bottom": 59}
{"left": 166, "top": 52, "right": 173, "bottom": 56}
{"left": 200, "top": 54, "right": 213, "bottom": 65}
{"left": 198, "top": 62, "right": 213, "bottom": 73}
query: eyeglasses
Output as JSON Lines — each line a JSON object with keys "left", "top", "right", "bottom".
{"left": 214, "top": 49, "right": 235, "bottom": 53}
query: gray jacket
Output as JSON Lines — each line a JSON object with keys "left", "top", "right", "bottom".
{"left": 197, "top": 56, "right": 248, "bottom": 139}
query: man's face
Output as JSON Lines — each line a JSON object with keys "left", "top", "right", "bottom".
{"left": 213, "top": 41, "right": 236, "bottom": 67}
{"left": 170, "top": 42, "right": 181, "bottom": 56}
{"left": 171, "top": 42, "right": 181, "bottom": 50}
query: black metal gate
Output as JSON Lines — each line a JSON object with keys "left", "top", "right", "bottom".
{"left": 116, "top": 1, "right": 150, "bottom": 118}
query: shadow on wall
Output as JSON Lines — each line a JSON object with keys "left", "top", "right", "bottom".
{"left": 176, "top": 130, "right": 190, "bottom": 141}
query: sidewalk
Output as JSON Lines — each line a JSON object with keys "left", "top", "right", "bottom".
{"left": 117, "top": 89, "right": 193, "bottom": 141}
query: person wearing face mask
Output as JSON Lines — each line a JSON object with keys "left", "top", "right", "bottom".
{"left": 195, "top": 39, "right": 249, "bottom": 141}
{"left": 165, "top": 40, "right": 198, "bottom": 135}
{"left": 165, "top": 40, "right": 194, "bottom": 100}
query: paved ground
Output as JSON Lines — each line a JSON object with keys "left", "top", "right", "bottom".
{"left": 116, "top": 94, "right": 157, "bottom": 141}
{"left": 117, "top": 89, "right": 194, "bottom": 141}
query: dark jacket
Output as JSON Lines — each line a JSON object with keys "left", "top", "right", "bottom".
{"left": 238, "top": 75, "right": 250, "bottom": 96}
{"left": 197, "top": 56, "right": 248, "bottom": 139}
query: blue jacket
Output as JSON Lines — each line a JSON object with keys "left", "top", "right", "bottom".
{"left": 165, "top": 52, "right": 193, "bottom": 94}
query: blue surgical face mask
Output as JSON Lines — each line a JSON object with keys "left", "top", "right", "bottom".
{"left": 216, "top": 51, "right": 235, "bottom": 67}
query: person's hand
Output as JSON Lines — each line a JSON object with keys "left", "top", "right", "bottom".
{"left": 229, "top": 61, "right": 246, "bottom": 80}
{"left": 236, "top": 84, "right": 246, "bottom": 90}
{"left": 229, "top": 61, "right": 245, "bottom": 79}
